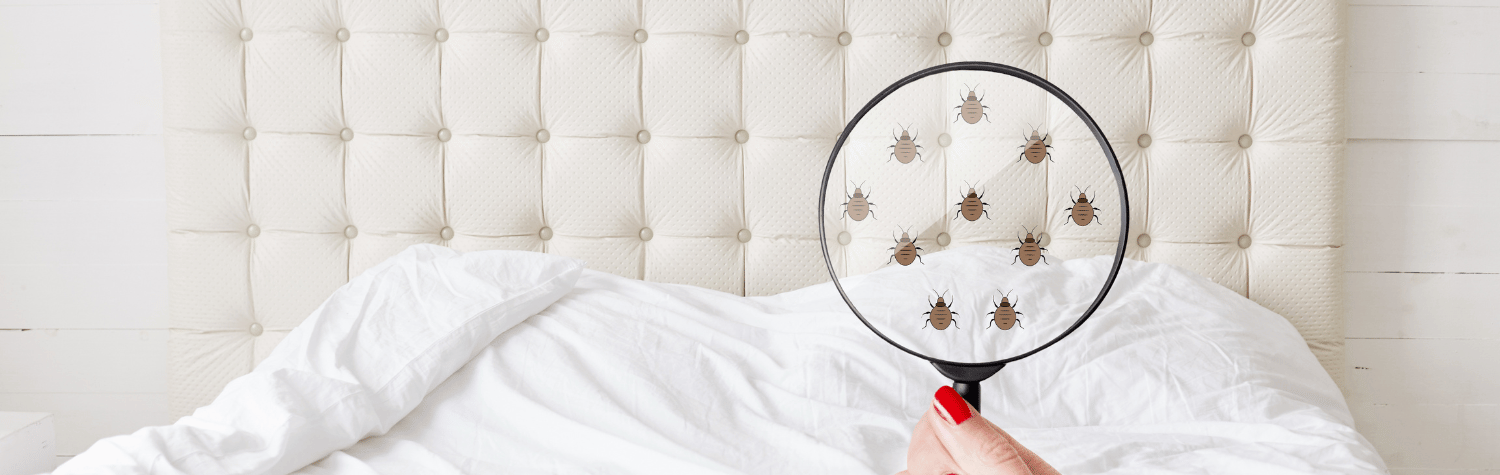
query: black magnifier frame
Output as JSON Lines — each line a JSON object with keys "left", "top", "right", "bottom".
{"left": 817, "top": 61, "right": 1129, "bottom": 411}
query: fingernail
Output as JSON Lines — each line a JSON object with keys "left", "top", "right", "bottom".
{"left": 934, "top": 386, "right": 972, "bottom": 425}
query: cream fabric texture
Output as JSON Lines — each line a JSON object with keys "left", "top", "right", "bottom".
{"left": 162, "top": 0, "right": 1346, "bottom": 416}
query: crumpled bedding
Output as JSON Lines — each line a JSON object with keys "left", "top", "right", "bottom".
{"left": 57, "top": 244, "right": 1386, "bottom": 474}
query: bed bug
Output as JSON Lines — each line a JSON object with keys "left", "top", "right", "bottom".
{"left": 1065, "top": 186, "right": 1102, "bottom": 226}
{"left": 954, "top": 84, "right": 991, "bottom": 124}
{"left": 1011, "top": 226, "right": 1049, "bottom": 266}
{"left": 842, "top": 182, "right": 877, "bottom": 221}
{"left": 923, "top": 291, "right": 960, "bottom": 330}
{"left": 1018, "top": 127, "right": 1053, "bottom": 164}
{"left": 888, "top": 125, "right": 924, "bottom": 164}
{"left": 887, "top": 226, "right": 924, "bottom": 266}
{"left": 953, "top": 181, "right": 991, "bottom": 221}
{"left": 987, "top": 290, "right": 1024, "bottom": 330}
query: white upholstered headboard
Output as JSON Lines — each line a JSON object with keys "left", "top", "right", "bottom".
{"left": 162, "top": 0, "right": 1346, "bottom": 416}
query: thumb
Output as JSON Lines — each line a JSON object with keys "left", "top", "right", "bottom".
{"left": 931, "top": 386, "right": 1056, "bottom": 475}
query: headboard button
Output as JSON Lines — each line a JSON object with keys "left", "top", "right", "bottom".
{"left": 435, "top": 28, "right": 449, "bottom": 42}
{"left": 1241, "top": 32, "right": 1256, "bottom": 46}
{"left": 1139, "top": 31, "right": 1154, "bottom": 46}
{"left": 735, "top": 30, "right": 749, "bottom": 45}
{"left": 1038, "top": 233, "right": 1051, "bottom": 247}
{"left": 440, "top": 227, "right": 454, "bottom": 240}
{"left": 1137, "top": 134, "right": 1151, "bottom": 148}
{"left": 539, "top": 227, "right": 553, "bottom": 241}
{"left": 242, "top": 127, "right": 257, "bottom": 140}
{"left": 838, "top": 231, "right": 851, "bottom": 246}
{"left": 1238, "top": 235, "right": 1252, "bottom": 249}
{"left": 535, "top": 28, "right": 550, "bottom": 42}
{"left": 937, "top": 133, "right": 952, "bottom": 148}
{"left": 437, "top": 129, "right": 452, "bottom": 142}
{"left": 737, "top": 229, "right": 752, "bottom": 243}
{"left": 248, "top": 323, "right": 263, "bottom": 336}
{"left": 246, "top": 224, "right": 260, "bottom": 238}
{"left": 336, "top": 28, "right": 350, "bottom": 42}
{"left": 1038, "top": 32, "right": 1052, "bottom": 46}
{"left": 634, "top": 29, "right": 649, "bottom": 43}
{"left": 239, "top": 28, "right": 253, "bottom": 41}
{"left": 936, "top": 232, "right": 951, "bottom": 247}
{"left": 639, "top": 228, "right": 654, "bottom": 241}
{"left": 1137, "top": 234, "right": 1152, "bottom": 248}
{"left": 1238, "top": 134, "right": 1253, "bottom": 148}
{"left": 938, "top": 32, "right": 952, "bottom": 47}
{"left": 340, "top": 128, "right": 354, "bottom": 141}
{"left": 343, "top": 225, "right": 358, "bottom": 239}
{"left": 636, "top": 130, "right": 651, "bottom": 144}
{"left": 735, "top": 130, "right": 749, "bottom": 144}
{"left": 838, "top": 32, "right": 852, "bottom": 46}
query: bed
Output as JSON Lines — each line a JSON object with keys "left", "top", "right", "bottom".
{"left": 84, "top": 0, "right": 1370, "bottom": 472}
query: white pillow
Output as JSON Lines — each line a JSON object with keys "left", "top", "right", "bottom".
{"left": 56, "top": 245, "right": 582, "bottom": 475}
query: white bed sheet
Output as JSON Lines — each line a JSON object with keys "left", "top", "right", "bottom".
{"left": 60, "top": 245, "right": 1385, "bottom": 474}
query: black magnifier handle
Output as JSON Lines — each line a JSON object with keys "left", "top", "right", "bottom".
{"left": 931, "top": 362, "right": 1006, "bottom": 412}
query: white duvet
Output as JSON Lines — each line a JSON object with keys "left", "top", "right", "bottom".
{"left": 58, "top": 245, "right": 1386, "bottom": 474}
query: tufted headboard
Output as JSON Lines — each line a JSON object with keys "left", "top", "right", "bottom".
{"left": 162, "top": 0, "right": 1346, "bottom": 416}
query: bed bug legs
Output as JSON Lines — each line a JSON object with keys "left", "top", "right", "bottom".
{"left": 841, "top": 181, "right": 877, "bottom": 221}
{"left": 888, "top": 124, "right": 925, "bottom": 164}
{"left": 987, "top": 289, "right": 1024, "bottom": 330}
{"left": 1011, "top": 226, "right": 1049, "bottom": 266}
{"left": 1064, "top": 185, "right": 1102, "bottom": 226}
{"left": 923, "top": 290, "right": 959, "bottom": 330}
{"left": 888, "top": 226, "right": 925, "bottom": 266}
{"left": 954, "top": 180, "right": 991, "bottom": 221}
{"left": 1018, "top": 125, "right": 1054, "bottom": 164}
{"left": 954, "top": 84, "right": 991, "bottom": 124}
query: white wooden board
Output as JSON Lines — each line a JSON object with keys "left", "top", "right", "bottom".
{"left": 0, "top": 3, "right": 160, "bottom": 135}
{"left": 1348, "top": 71, "right": 1500, "bottom": 141}
{"left": 1347, "top": 272, "right": 1500, "bottom": 340}
{"left": 1351, "top": 5, "right": 1500, "bottom": 74}
{"left": 0, "top": 394, "right": 168, "bottom": 457}
{"left": 0, "top": 330, "right": 167, "bottom": 393}
{"left": 1345, "top": 140, "right": 1500, "bottom": 273}
{"left": 1348, "top": 338, "right": 1500, "bottom": 470}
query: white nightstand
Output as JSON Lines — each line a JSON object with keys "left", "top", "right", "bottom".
{"left": 0, "top": 413, "right": 54, "bottom": 475}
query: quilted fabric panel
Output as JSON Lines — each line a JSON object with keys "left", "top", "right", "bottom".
{"left": 162, "top": 0, "right": 1347, "bottom": 416}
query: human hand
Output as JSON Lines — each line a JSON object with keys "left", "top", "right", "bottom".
{"left": 897, "top": 386, "right": 1059, "bottom": 475}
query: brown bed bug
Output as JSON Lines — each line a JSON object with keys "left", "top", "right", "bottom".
{"left": 887, "top": 226, "right": 924, "bottom": 266}
{"left": 1011, "top": 226, "right": 1049, "bottom": 266}
{"left": 842, "top": 182, "right": 877, "bottom": 221}
{"left": 953, "top": 181, "right": 991, "bottom": 221}
{"left": 1065, "top": 186, "right": 1102, "bottom": 226}
{"left": 923, "top": 291, "right": 960, "bottom": 330}
{"left": 954, "top": 84, "right": 991, "bottom": 124}
{"left": 987, "top": 290, "right": 1024, "bottom": 330}
{"left": 1018, "top": 127, "right": 1053, "bottom": 164}
{"left": 888, "top": 125, "right": 924, "bottom": 164}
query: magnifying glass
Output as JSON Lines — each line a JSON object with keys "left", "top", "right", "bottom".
{"left": 818, "top": 62, "right": 1129, "bottom": 412}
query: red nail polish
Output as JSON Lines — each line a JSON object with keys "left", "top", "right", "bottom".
{"left": 935, "top": 386, "right": 972, "bottom": 425}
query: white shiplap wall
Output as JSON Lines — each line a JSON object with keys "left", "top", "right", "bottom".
{"left": 0, "top": 1, "right": 1495, "bottom": 471}
{"left": 1345, "top": 2, "right": 1500, "bottom": 473}
{"left": 0, "top": 0, "right": 170, "bottom": 466}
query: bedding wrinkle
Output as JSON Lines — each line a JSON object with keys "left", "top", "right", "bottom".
{"left": 66, "top": 246, "right": 1381, "bottom": 474}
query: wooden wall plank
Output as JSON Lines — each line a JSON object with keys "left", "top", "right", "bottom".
{"left": 0, "top": 330, "right": 167, "bottom": 393}
{"left": 0, "top": 136, "right": 165, "bottom": 202}
{"left": 1348, "top": 338, "right": 1500, "bottom": 470}
{"left": 1348, "top": 71, "right": 1500, "bottom": 141}
{"left": 0, "top": 136, "right": 167, "bottom": 329}
{"left": 1347, "top": 272, "right": 1500, "bottom": 339}
{"left": 0, "top": 3, "right": 160, "bottom": 135}
{"left": 1350, "top": 5, "right": 1500, "bottom": 75}
{"left": 0, "top": 394, "right": 168, "bottom": 457}
{"left": 1345, "top": 140, "right": 1500, "bottom": 273}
